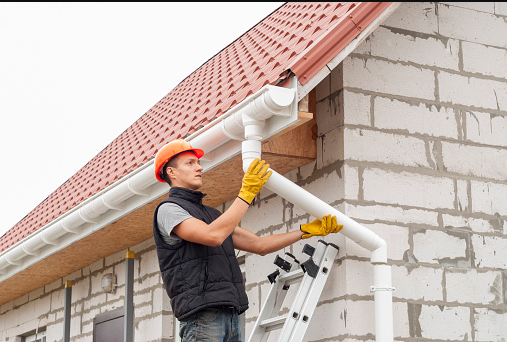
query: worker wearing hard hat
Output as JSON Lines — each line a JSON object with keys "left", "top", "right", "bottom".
{"left": 152, "top": 139, "right": 342, "bottom": 342}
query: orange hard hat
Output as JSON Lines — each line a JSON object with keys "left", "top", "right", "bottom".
{"left": 154, "top": 139, "right": 204, "bottom": 183}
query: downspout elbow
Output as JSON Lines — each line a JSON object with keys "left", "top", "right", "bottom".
{"left": 370, "top": 237, "right": 387, "bottom": 264}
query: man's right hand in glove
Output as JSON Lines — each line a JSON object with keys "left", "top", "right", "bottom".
{"left": 238, "top": 158, "right": 272, "bottom": 204}
{"left": 300, "top": 214, "right": 343, "bottom": 239}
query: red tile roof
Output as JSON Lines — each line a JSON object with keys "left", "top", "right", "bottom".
{"left": 0, "top": 2, "right": 391, "bottom": 252}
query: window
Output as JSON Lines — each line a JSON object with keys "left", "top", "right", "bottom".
{"left": 23, "top": 330, "right": 46, "bottom": 342}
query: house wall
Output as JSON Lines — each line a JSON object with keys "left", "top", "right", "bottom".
{"left": 341, "top": 2, "right": 507, "bottom": 340}
{"left": 0, "top": 238, "right": 174, "bottom": 342}
{"left": 243, "top": 2, "right": 507, "bottom": 341}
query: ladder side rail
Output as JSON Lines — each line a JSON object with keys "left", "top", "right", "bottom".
{"left": 288, "top": 244, "right": 339, "bottom": 342}
{"left": 247, "top": 253, "right": 298, "bottom": 342}
{"left": 276, "top": 241, "right": 328, "bottom": 342}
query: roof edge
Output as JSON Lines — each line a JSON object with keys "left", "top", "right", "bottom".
{"left": 291, "top": 2, "right": 397, "bottom": 86}
{"left": 295, "top": 2, "right": 402, "bottom": 100}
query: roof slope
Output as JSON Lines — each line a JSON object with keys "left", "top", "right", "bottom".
{"left": 0, "top": 2, "right": 391, "bottom": 252}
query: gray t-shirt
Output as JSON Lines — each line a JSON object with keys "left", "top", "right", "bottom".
{"left": 157, "top": 203, "right": 193, "bottom": 245}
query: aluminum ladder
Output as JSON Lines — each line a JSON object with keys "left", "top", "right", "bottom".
{"left": 247, "top": 240, "right": 339, "bottom": 342}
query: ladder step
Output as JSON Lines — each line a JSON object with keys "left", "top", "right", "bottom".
{"left": 260, "top": 314, "right": 287, "bottom": 332}
{"left": 278, "top": 268, "right": 304, "bottom": 286}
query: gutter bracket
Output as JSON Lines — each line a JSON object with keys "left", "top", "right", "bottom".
{"left": 102, "top": 197, "right": 124, "bottom": 211}
{"left": 127, "top": 181, "right": 150, "bottom": 196}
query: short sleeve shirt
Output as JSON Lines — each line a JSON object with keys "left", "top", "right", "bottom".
{"left": 157, "top": 203, "right": 193, "bottom": 245}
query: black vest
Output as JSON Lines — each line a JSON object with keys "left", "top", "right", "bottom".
{"left": 153, "top": 187, "right": 249, "bottom": 320}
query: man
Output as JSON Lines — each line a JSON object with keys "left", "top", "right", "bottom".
{"left": 152, "top": 139, "right": 342, "bottom": 341}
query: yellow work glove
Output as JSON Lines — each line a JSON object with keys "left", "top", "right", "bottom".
{"left": 238, "top": 158, "right": 272, "bottom": 204}
{"left": 300, "top": 214, "right": 343, "bottom": 239}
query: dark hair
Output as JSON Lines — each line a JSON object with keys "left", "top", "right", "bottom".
{"left": 162, "top": 156, "right": 179, "bottom": 186}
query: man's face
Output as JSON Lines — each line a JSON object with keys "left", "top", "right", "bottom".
{"left": 167, "top": 151, "right": 203, "bottom": 190}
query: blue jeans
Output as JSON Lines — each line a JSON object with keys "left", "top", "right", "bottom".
{"left": 179, "top": 307, "right": 242, "bottom": 342}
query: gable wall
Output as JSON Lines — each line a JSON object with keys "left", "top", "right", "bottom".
{"left": 244, "top": 2, "right": 507, "bottom": 341}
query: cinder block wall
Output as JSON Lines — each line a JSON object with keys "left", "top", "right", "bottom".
{"left": 244, "top": 2, "right": 507, "bottom": 341}
{"left": 0, "top": 238, "right": 174, "bottom": 342}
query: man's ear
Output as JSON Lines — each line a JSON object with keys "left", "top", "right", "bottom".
{"left": 164, "top": 165, "right": 175, "bottom": 182}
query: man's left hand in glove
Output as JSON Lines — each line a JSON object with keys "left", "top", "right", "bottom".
{"left": 300, "top": 214, "right": 343, "bottom": 239}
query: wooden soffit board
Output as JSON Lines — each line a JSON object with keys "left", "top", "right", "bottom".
{"left": 0, "top": 109, "right": 317, "bottom": 306}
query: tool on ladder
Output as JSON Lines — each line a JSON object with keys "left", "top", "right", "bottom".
{"left": 248, "top": 240, "right": 339, "bottom": 342}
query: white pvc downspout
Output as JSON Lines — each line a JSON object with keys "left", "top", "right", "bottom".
{"left": 241, "top": 118, "right": 394, "bottom": 341}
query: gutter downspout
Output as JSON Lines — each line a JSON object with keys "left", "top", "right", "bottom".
{"left": 240, "top": 104, "right": 394, "bottom": 341}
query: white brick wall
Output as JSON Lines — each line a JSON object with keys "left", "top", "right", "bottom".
{"left": 466, "top": 110, "right": 507, "bottom": 147}
{"left": 496, "top": 2, "right": 507, "bottom": 16}
{"left": 438, "top": 3, "right": 507, "bottom": 48}
{"left": 439, "top": 71, "right": 507, "bottom": 110}
{"left": 0, "top": 238, "right": 168, "bottom": 342}
{"left": 462, "top": 41, "right": 507, "bottom": 79}
{"left": 370, "top": 26, "right": 460, "bottom": 70}
{"left": 343, "top": 90, "right": 371, "bottom": 126}
{"left": 345, "top": 202, "right": 439, "bottom": 227}
{"left": 392, "top": 265, "right": 443, "bottom": 301}
{"left": 418, "top": 305, "right": 471, "bottom": 339}
{"left": 382, "top": 2, "right": 438, "bottom": 35}
{"left": 344, "top": 57, "right": 436, "bottom": 100}
{"left": 413, "top": 229, "right": 467, "bottom": 264}
{"left": 344, "top": 128, "right": 431, "bottom": 168}
{"left": 472, "top": 235, "right": 507, "bottom": 268}
{"left": 362, "top": 168, "right": 455, "bottom": 209}
{"left": 442, "top": 141, "right": 507, "bottom": 180}
{"left": 445, "top": 268, "right": 502, "bottom": 304}
{"left": 470, "top": 180, "right": 507, "bottom": 215}
{"left": 441, "top": 2, "right": 496, "bottom": 13}
{"left": 442, "top": 213, "right": 500, "bottom": 234}
{"left": 474, "top": 307, "right": 507, "bottom": 340}
{"left": 374, "top": 97, "right": 459, "bottom": 139}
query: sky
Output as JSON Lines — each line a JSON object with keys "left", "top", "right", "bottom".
{"left": 0, "top": 2, "right": 285, "bottom": 237}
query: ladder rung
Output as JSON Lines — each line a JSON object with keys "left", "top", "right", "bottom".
{"left": 278, "top": 268, "right": 304, "bottom": 286}
{"left": 260, "top": 314, "right": 287, "bottom": 332}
